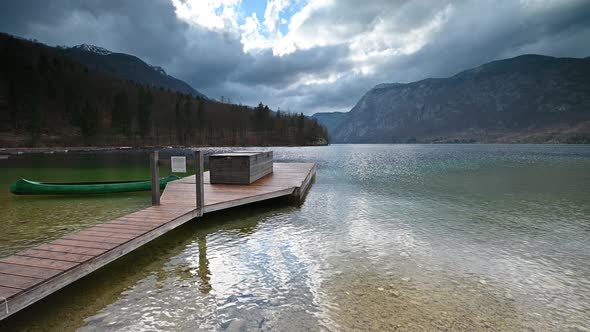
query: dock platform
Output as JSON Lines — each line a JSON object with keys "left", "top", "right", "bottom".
{"left": 0, "top": 162, "right": 316, "bottom": 320}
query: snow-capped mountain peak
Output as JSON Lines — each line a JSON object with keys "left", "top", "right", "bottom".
{"left": 72, "top": 44, "right": 112, "bottom": 55}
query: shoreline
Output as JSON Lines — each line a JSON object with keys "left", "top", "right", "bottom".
{"left": 0, "top": 144, "right": 328, "bottom": 156}
{"left": 2, "top": 142, "right": 588, "bottom": 157}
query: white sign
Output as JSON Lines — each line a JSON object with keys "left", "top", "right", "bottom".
{"left": 171, "top": 156, "right": 187, "bottom": 173}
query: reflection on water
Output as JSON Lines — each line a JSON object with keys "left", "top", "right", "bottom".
{"left": 197, "top": 235, "right": 212, "bottom": 294}
{"left": 0, "top": 145, "right": 589, "bottom": 331}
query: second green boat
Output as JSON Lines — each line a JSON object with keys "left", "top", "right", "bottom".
{"left": 9, "top": 175, "right": 180, "bottom": 195}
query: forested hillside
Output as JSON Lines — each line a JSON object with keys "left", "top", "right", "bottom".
{"left": 0, "top": 33, "right": 328, "bottom": 147}
{"left": 60, "top": 44, "right": 207, "bottom": 99}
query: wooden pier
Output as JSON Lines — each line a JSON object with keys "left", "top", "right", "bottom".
{"left": 0, "top": 162, "right": 316, "bottom": 321}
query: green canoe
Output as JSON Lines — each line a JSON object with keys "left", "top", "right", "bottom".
{"left": 9, "top": 175, "right": 180, "bottom": 195}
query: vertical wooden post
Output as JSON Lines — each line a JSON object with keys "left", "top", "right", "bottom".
{"left": 195, "top": 150, "right": 204, "bottom": 216}
{"left": 150, "top": 151, "right": 160, "bottom": 206}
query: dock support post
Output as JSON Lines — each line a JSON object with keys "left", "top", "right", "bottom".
{"left": 195, "top": 150, "right": 204, "bottom": 216}
{"left": 150, "top": 151, "right": 160, "bottom": 206}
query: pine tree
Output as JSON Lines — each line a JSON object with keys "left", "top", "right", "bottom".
{"left": 183, "top": 97, "right": 192, "bottom": 144}
{"left": 137, "top": 88, "right": 152, "bottom": 138}
{"left": 174, "top": 94, "right": 183, "bottom": 144}
{"left": 79, "top": 101, "right": 98, "bottom": 141}
{"left": 112, "top": 91, "right": 130, "bottom": 136}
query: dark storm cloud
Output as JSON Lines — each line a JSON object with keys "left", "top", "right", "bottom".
{"left": 0, "top": 0, "right": 188, "bottom": 65}
{"left": 164, "top": 27, "right": 247, "bottom": 89}
{"left": 1, "top": 0, "right": 590, "bottom": 114}
{"left": 233, "top": 45, "right": 351, "bottom": 87}
{"left": 377, "top": 0, "right": 590, "bottom": 83}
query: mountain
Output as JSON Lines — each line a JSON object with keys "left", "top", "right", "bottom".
{"left": 0, "top": 33, "right": 328, "bottom": 147}
{"left": 59, "top": 44, "right": 207, "bottom": 98}
{"left": 313, "top": 55, "right": 590, "bottom": 143}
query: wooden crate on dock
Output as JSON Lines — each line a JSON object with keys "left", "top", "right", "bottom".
{"left": 209, "top": 151, "right": 273, "bottom": 184}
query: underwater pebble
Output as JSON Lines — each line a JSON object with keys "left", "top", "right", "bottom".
{"left": 226, "top": 319, "right": 247, "bottom": 332}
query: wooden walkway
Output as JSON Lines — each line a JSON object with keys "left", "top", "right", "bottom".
{"left": 0, "top": 162, "right": 316, "bottom": 321}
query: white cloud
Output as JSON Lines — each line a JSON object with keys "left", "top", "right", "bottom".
{"left": 348, "top": 4, "right": 453, "bottom": 75}
{"left": 171, "top": 0, "right": 241, "bottom": 31}
{"left": 272, "top": 0, "right": 335, "bottom": 56}
{"left": 171, "top": 0, "right": 337, "bottom": 55}
{"left": 239, "top": 12, "right": 273, "bottom": 53}
{"left": 239, "top": 0, "right": 295, "bottom": 54}
{"left": 295, "top": 72, "right": 344, "bottom": 87}
{"left": 264, "top": 0, "right": 291, "bottom": 33}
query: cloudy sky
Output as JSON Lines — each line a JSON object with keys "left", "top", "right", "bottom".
{"left": 1, "top": 0, "right": 590, "bottom": 114}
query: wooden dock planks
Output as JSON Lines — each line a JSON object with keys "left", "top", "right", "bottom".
{"left": 0, "top": 162, "right": 315, "bottom": 321}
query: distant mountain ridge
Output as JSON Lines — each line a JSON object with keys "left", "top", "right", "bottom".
{"left": 314, "top": 54, "right": 590, "bottom": 143}
{"left": 60, "top": 44, "right": 206, "bottom": 98}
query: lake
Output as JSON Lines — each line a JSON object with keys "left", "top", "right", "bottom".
{"left": 0, "top": 145, "right": 589, "bottom": 331}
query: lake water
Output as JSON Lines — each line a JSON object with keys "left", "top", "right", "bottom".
{"left": 0, "top": 145, "right": 589, "bottom": 331}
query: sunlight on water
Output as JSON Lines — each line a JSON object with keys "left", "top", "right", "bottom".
{"left": 1, "top": 145, "right": 589, "bottom": 331}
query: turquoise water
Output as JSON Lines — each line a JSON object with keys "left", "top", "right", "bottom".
{"left": 1, "top": 145, "right": 589, "bottom": 331}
